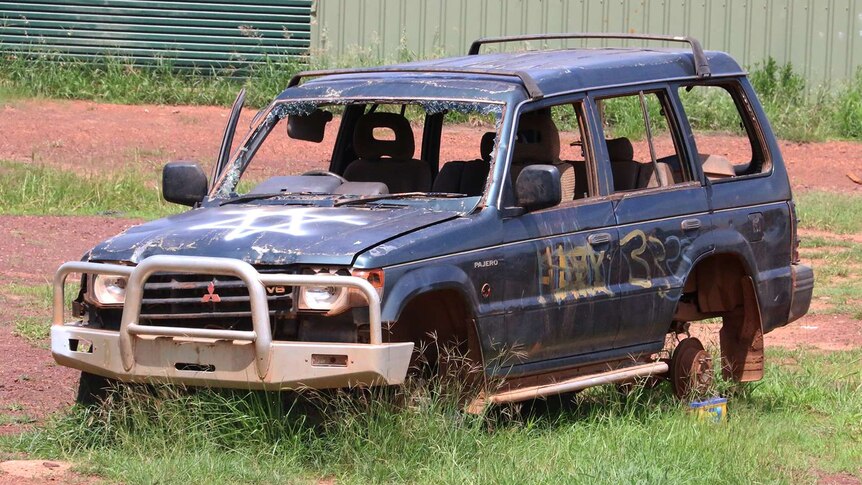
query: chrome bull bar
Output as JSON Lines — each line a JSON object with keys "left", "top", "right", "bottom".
{"left": 53, "top": 255, "right": 383, "bottom": 380}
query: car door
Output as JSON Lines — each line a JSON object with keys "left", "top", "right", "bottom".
{"left": 498, "top": 99, "right": 623, "bottom": 372}
{"left": 591, "top": 87, "right": 712, "bottom": 351}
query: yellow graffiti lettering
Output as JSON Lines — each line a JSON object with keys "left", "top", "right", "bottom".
{"left": 621, "top": 229, "right": 652, "bottom": 289}
{"left": 539, "top": 242, "right": 613, "bottom": 301}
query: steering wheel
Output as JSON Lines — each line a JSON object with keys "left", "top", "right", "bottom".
{"left": 301, "top": 170, "right": 348, "bottom": 184}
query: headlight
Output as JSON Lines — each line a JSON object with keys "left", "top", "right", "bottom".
{"left": 298, "top": 285, "right": 348, "bottom": 311}
{"left": 88, "top": 274, "right": 128, "bottom": 306}
{"left": 297, "top": 268, "right": 384, "bottom": 315}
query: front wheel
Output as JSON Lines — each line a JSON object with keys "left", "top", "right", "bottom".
{"left": 75, "top": 371, "right": 117, "bottom": 406}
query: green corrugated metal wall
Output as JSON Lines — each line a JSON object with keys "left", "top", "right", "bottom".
{"left": 311, "top": 0, "right": 862, "bottom": 86}
{"left": 0, "top": 0, "right": 312, "bottom": 68}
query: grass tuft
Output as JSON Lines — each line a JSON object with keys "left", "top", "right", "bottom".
{"left": 0, "top": 51, "right": 303, "bottom": 108}
{"left": 796, "top": 191, "right": 862, "bottom": 234}
{"left": 2, "top": 349, "right": 860, "bottom": 484}
{"left": 4, "top": 52, "right": 862, "bottom": 141}
{"left": 0, "top": 161, "right": 179, "bottom": 219}
{"left": 13, "top": 316, "right": 48, "bottom": 346}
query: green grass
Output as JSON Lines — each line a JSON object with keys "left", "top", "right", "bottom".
{"left": 0, "top": 52, "right": 303, "bottom": 108}
{"left": 13, "top": 316, "right": 49, "bottom": 346}
{"left": 0, "top": 161, "right": 179, "bottom": 219}
{"left": 796, "top": 191, "right": 862, "bottom": 234}
{"left": 1, "top": 348, "right": 859, "bottom": 484}
{"left": 1, "top": 283, "right": 68, "bottom": 346}
{"left": 799, "top": 235, "right": 862, "bottom": 319}
{"left": 4, "top": 283, "right": 53, "bottom": 307}
{"left": 4, "top": 51, "right": 862, "bottom": 141}
{"left": 0, "top": 413, "right": 35, "bottom": 426}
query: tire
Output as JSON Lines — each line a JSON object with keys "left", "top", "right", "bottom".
{"left": 75, "top": 371, "right": 116, "bottom": 406}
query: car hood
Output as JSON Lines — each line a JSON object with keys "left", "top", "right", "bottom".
{"left": 89, "top": 204, "right": 460, "bottom": 266}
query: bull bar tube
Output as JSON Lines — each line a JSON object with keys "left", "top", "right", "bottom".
{"left": 51, "top": 255, "right": 413, "bottom": 389}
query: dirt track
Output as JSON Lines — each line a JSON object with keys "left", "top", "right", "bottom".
{"left": 0, "top": 99, "right": 860, "bottom": 436}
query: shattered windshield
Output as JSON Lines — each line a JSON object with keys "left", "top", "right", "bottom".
{"left": 211, "top": 99, "right": 504, "bottom": 209}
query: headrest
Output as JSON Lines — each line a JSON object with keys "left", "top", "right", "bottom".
{"left": 353, "top": 112, "right": 415, "bottom": 160}
{"left": 480, "top": 131, "right": 496, "bottom": 162}
{"left": 512, "top": 108, "right": 560, "bottom": 165}
{"left": 699, "top": 153, "right": 736, "bottom": 178}
{"left": 606, "top": 137, "right": 634, "bottom": 161}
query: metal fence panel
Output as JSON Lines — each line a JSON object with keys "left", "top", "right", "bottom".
{"left": 312, "top": 0, "right": 862, "bottom": 86}
{"left": 0, "top": 0, "right": 313, "bottom": 68}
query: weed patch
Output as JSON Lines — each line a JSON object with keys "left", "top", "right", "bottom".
{"left": 796, "top": 191, "right": 862, "bottom": 234}
{"left": 3, "top": 349, "right": 860, "bottom": 484}
{"left": 13, "top": 316, "right": 48, "bottom": 346}
{"left": 0, "top": 161, "right": 178, "bottom": 219}
{"left": 798, "top": 231, "right": 862, "bottom": 318}
{"left": 0, "top": 52, "right": 302, "bottom": 109}
{"left": 1, "top": 283, "right": 63, "bottom": 346}
{"left": 3, "top": 283, "right": 53, "bottom": 309}
{"left": 0, "top": 414, "right": 35, "bottom": 426}
{"left": 4, "top": 53, "right": 862, "bottom": 141}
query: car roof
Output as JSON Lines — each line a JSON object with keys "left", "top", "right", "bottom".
{"left": 282, "top": 47, "right": 745, "bottom": 102}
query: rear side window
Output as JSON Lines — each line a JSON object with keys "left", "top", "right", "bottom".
{"left": 596, "top": 91, "right": 692, "bottom": 193}
{"left": 676, "top": 84, "right": 771, "bottom": 180}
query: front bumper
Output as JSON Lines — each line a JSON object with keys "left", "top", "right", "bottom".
{"left": 788, "top": 263, "right": 814, "bottom": 324}
{"left": 51, "top": 255, "right": 413, "bottom": 390}
{"left": 52, "top": 325, "right": 413, "bottom": 389}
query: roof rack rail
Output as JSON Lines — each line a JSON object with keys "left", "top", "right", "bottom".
{"left": 468, "top": 33, "right": 711, "bottom": 78}
{"left": 288, "top": 67, "right": 545, "bottom": 99}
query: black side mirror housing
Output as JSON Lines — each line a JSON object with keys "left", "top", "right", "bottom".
{"left": 515, "top": 164, "right": 562, "bottom": 212}
{"left": 162, "top": 161, "right": 208, "bottom": 206}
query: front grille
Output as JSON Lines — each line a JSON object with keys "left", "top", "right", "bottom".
{"left": 140, "top": 270, "right": 295, "bottom": 331}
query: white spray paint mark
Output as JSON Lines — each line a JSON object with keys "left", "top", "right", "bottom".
{"left": 190, "top": 208, "right": 366, "bottom": 241}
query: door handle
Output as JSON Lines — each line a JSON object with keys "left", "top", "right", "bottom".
{"left": 588, "top": 232, "right": 612, "bottom": 245}
{"left": 681, "top": 218, "right": 702, "bottom": 231}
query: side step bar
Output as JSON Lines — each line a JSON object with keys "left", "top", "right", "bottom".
{"left": 468, "top": 361, "right": 669, "bottom": 413}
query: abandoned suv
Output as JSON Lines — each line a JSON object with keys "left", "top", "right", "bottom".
{"left": 51, "top": 34, "right": 813, "bottom": 406}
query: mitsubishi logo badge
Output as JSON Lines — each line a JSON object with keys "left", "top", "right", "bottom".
{"left": 202, "top": 281, "right": 221, "bottom": 303}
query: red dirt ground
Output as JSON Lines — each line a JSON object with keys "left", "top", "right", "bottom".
{"left": 0, "top": 216, "right": 139, "bottom": 436}
{"left": 0, "top": 99, "right": 860, "bottom": 438}
{"left": 2, "top": 99, "right": 861, "bottom": 193}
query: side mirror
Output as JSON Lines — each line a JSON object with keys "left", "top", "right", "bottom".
{"left": 515, "top": 165, "right": 562, "bottom": 212}
{"left": 162, "top": 161, "right": 208, "bottom": 206}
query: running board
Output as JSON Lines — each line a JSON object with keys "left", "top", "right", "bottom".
{"left": 467, "top": 361, "right": 669, "bottom": 413}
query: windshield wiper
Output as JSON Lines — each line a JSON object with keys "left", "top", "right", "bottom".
{"left": 333, "top": 192, "right": 465, "bottom": 207}
{"left": 219, "top": 192, "right": 316, "bottom": 206}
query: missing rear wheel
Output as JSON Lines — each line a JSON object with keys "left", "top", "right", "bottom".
{"left": 670, "top": 337, "right": 714, "bottom": 399}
